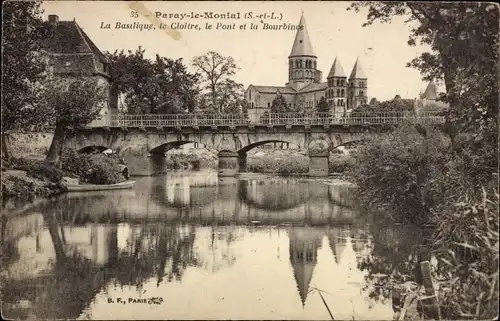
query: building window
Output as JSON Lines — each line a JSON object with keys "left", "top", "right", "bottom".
{"left": 360, "top": 90, "right": 364, "bottom": 97}
{"left": 267, "top": 102, "right": 270, "bottom": 108}
{"left": 336, "top": 89, "right": 340, "bottom": 97}
{"left": 341, "top": 89, "right": 345, "bottom": 97}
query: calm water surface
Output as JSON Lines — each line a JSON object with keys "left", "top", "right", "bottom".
{"left": 1, "top": 171, "right": 425, "bottom": 320}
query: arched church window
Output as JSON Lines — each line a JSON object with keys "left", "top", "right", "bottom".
{"left": 341, "top": 89, "right": 345, "bottom": 97}
{"left": 360, "top": 90, "right": 364, "bottom": 96}
{"left": 299, "top": 70, "right": 303, "bottom": 78}
{"left": 337, "top": 89, "right": 340, "bottom": 97}
{"left": 296, "top": 60, "right": 299, "bottom": 68}
{"left": 267, "top": 102, "right": 270, "bottom": 108}
{"left": 251, "top": 102, "right": 254, "bottom": 108}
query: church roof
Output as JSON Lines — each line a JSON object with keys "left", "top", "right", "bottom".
{"left": 423, "top": 81, "right": 438, "bottom": 100}
{"left": 289, "top": 14, "right": 316, "bottom": 58}
{"left": 250, "top": 85, "right": 297, "bottom": 94}
{"left": 298, "top": 82, "right": 327, "bottom": 93}
{"left": 327, "top": 57, "right": 347, "bottom": 78}
{"left": 349, "top": 58, "right": 367, "bottom": 79}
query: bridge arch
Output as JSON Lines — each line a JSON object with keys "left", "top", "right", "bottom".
{"left": 78, "top": 145, "right": 110, "bottom": 154}
{"left": 149, "top": 141, "right": 208, "bottom": 155}
{"left": 238, "top": 139, "right": 296, "bottom": 154}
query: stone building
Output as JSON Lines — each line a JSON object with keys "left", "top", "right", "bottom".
{"left": 245, "top": 13, "right": 369, "bottom": 121}
{"left": 42, "top": 14, "right": 116, "bottom": 126}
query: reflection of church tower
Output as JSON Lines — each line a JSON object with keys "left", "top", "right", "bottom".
{"left": 288, "top": 227, "right": 323, "bottom": 307}
{"left": 327, "top": 227, "right": 345, "bottom": 264}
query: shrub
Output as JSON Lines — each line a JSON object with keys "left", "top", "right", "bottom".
{"left": 348, "top": 123, "right": 452, "bottom": 225}
{"left": 27, "top": 162, "right": 63, "bottom": 183}
{"left": 433, "top": 187, "right": 499, "bottom": 320}
{"left": 329, "top": 154, "right": 355, "bottom": 173}
{"left": 247, "top": 153, "right": 308, "bottom": 174}
{"left": 62, "top": 149, "right": 125, "bottom": 185}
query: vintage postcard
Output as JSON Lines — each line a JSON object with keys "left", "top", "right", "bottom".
{"left": 1, "top": 1, "right": 498, "bottom": 320}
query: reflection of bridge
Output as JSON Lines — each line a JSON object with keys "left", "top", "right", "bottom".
{"left": 18, "top": 175, "right": 359, "bottom": 226}
{"left": 66, "top": 111, "right": 444, "bottom": 177}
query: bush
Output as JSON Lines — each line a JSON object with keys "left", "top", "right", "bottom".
{"left": 247, "top": 153, "right": 308, "bottom": 174}
{"left": 329, "top": 154, "right": 355, "bottom": 173}
{"left": 348, "top": 123, "right": 452, "bottom": 225}
{"left": 62, "top": 149, "right": 125, "bottom": 185}
{"left": 27, "top": 162, "right": 63, "bottom": 183}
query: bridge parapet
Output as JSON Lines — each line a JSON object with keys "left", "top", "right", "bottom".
{"left": 95, "top": 111, "right": 445, "bottom": 128}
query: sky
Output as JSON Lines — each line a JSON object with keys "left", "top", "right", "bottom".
{"left": 40, "top": 1, "right": 439, "bottom": 101}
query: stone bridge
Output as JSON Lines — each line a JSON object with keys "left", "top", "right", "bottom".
{"left": 66, "top": 111, "right": 444, "bottom": 176}
{"left": 65, "top": 125, "right": 372, "bottom": 176}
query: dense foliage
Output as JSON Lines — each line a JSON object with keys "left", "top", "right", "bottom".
{"left": 316, "top": 96, "right": 330, "bottom": 113}
{"left": 43, "top": 78, "right": 108, "bottom": 165}
{"left": 61, "top": 149, "right": 126, "bottom": 185}
{"left": 2, "top": 1, "right": 49, "bottom": 158}
{"left": 106, "top": 47, "right": 200, "bottom": 114}
{"left": 348, "top": 2, "right": 498, "bottom": 140}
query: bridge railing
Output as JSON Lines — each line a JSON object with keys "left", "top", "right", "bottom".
{"left": 105, "top": 111, "right": 445, "bottom": 128}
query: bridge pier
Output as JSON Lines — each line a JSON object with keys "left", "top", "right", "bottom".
{"left": 218, "top": 151, "right": 240, "bottom": 177}
{"left": 309, "top": 152, "right": 330, "bottom": 177}
{"left": 238, "top": 152, "right": 247, "bottom": 173}
{"left": 308, "top": 139, "right": 330, "bottom": 177}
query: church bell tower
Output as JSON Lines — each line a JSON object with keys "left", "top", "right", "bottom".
{"left": 286, "top": 13, "right": 321, "bottom": 91}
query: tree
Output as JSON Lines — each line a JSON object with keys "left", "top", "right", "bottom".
{"left": 270, "top": 93, "right": 289, "bottom": 113}
{"left": 369, "top": 97, "right": 379, "bottom": 105}
{"left": 191, "top": 51, "right": 241, "bottom": 113}
{"left": 316, "top": 96, "right": 330, "bottom": 112}
{"left": 2, "top": 1, "right": 48, "bottom": 158}
{"left": 43, "top": 77, "right": 107, "bottom": 166}
{"left": 348, "top": 2, "right": 498, "bottom": 140}
{"left": 106, "top": 48, "right": 200, "bottom": 114}
{"left": 216, "top": 79, "right": 246, "bottom": 114}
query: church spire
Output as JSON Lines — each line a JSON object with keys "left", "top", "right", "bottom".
{"left": 289, "top": 13, "right": 316, "bottom": 58}
{"left": 349, "top": 58, "right": 367, "bottom": 79}
{"left": 423, "top": 80, "right": 437, "bottom": 100}
{"left": 327, "top": 57, "right": 347, "bottom": 78}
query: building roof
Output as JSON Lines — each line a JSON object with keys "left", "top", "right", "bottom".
{"left": 327, "top": 57, "right": 347, "bottom": 78}
{"left": 298, "top": 82, "right": 327, "bottom": 93}
{"left": 43, "top": 20, "right": 108, "bottom": 63}
{"left": 289, "top": 14, "right": 316, "bottom": 58}
{"left": 42, "top": 16, "right": 110, "bottom": 78}
{"left": 250, "top": 85, "right": 297, "bottom": 94}
{"left": 422, "top": 81, "right": 438, "bottom": 100}
{"left": 349, "top": 58, "right": 367, "bottom": 79}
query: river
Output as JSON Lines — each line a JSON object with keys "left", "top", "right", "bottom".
{"left": 0, "top": 171, "right": 428, "bottom": 320}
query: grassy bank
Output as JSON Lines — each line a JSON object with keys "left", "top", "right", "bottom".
{"left": 1, "top": 149, "right": 127, "bottom": 204}
{"left": 247, "top": 149, "right": 355, "bottom": 175}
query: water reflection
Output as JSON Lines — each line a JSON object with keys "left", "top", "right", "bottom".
{"left": 1, "top": 172, "right": 398, "bottom": 320}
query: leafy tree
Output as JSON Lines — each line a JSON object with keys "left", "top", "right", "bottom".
{"left": 348, "top": 2, "right": 498, "bottom": 140}
{"left": 106, "top": 48, "right": 200, "bottom": 114}
{"left": 369, "top": 97, "right": 379, "bottom": 105}
{"left": 316, "top": 96, "right": 330, "bottom": 112}
{"left": 43, "top": 77, "right": 107, "bottom": 166}
{"left": 2, "top": 1, "right": 48, "bottom": 158}
{"left": 216, "top": 79, "right": 246, "bottom": 114}
{"left": 270, "top": 93, "right": 289, "bottom": 113}
{"left": 191, "top": 51, "right": 242, "bottom": 113}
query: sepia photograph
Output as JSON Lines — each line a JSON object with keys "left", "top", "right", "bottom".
{"left": 0, "top": 1, "right": 498, "bottom": 320}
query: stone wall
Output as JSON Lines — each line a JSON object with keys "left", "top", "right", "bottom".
{"left": 5, "top": 132, "right": 53, "bottom": 158}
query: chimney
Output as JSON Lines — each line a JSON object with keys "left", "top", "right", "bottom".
{"left": 48, "top": 14, "right": 59, "bottom": 26}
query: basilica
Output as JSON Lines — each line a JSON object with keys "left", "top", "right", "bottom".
{"left": 245, "top": 13, "right": 369, "bottom": 120}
